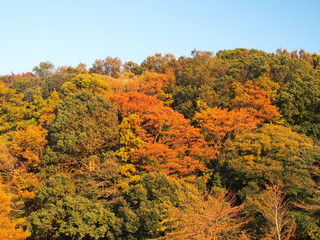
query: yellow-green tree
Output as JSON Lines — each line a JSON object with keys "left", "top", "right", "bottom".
{"left": 60, "top": 74, "right": 111, "bottom": 97}
{"left": 0, "top": 84, "right": 32, "bottom": 133}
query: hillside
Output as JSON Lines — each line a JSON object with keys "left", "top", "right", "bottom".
{"left": 0, "top": 48, "right": 319, "bottom": 240}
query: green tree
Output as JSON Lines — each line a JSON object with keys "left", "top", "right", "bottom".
{"left": 276, "top": 74, "right": 320, "bottom": 139}
{"left": 49, "top": 91, "right": 118, "bottom": 170}
{"left": 29, "top": 175, "right": 119, "bottom": 240}
{"left": 221, "top": 124, "right": 320, "bottom": 239}
{"left": 9, "top": 76, "right": 42, "bottom": 102}
{"left": 113, "top": 172, "right": 192, "bottom": 240}
{"left": 122, "top": 61, "right": 143, "bottom": 75}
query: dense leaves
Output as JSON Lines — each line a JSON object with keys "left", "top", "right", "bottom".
{"left": 110, "top": 92, "right": 215, "bottom": 179}
{"left": 0, "top": 48, "right": 319, "bottom": 240}
{"left": 49, "top": 91, "right": 118, "bottom": 169}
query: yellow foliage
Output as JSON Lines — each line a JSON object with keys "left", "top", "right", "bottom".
{"left": 38, "top": 90, "right": 60, "bottom": 125}
{"left": 120, "top": 164, "right": 137, "bottom": 177}
{"left": 0, "top": 180, "right": 30, "bottom": 240}
{"left": 61, "top": 74, "right": 111, "bottom": 96}
{"left": 9, "top": 125, "right": 48, "bottom": 164}
{"left": 10, "top": 170, "right": 42, "bottom": 199}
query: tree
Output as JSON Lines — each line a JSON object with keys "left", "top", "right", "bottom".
{"left": 113, "top": 172, "right": 194, "bottom": 240}
{"left": 49, "top": 91, "right": 118, "bottom": 170}
{"left": 89, "top": 57, "right": 122, "bottom": 78}
{"left": 135, "top": 71, "right": 175, "bottom": 96}
{"left": 0, "top": 84, "right": 33, "bottom": 133}
{"left": 9, "top": 125, "right": 48, "bottom": 169}
{"left": 248, "top": 184, "right": 296, "bottom": 240}
{"left": 216, "top": 48, "right": 271, "bottom": 82}
{"left": 0, "top": 137, "right": 16, "bottom": 178}
{"left": 0, "top": 179, "right": 30, "bottom": 240}
{"left": 230, "top": 80, "right": 280, "bottom": 122}
{"left": 195, "top": 107, "right": 261, "bottom": 148}
{"left": 222, "top": 124, "right": 317, "bottom": 193}
{"left": 123, "top": 61, "right": 143, "bottom": 75}
{"left": 156, "top": 190, "right": 248, "bottom": 240}
{"left": 221, "top": 124, "right": 320, "bottom": 239}
{"left": 30, "top": 195, "right": 119, "bottom": 240}
{"left": 29, "top": 175, "right": 119, "bottom": 239}
{"left": 38, "top": 90, "right": 61, "bottom": 127}
{"left": 60, "top": 74, "right": 111, "bottom": 97}
{"left": 106, "top": 71, "right": 175, "bottom": 101}
{"left": 9, "top": 76, "right": 42, "bottom": 101}
{"left": 176, "top": 50, "right": 216, "bottom": 88}
{"left": 276, "top": 74, "right": 320, "bottom": 139}
{"left": 56, "top": 63, "right": 88, "bottom": 75}
{"left": 110, "top": 92, "right": 215, "bottom": 179}
{"left": 39, "top": 72, "right": 74, "bottom": 98}
{"left": 312, "top": 53, "right": 320, "bottom": 69}
{"left": 0, "top": 72, "right": 34, "bottom": 86}
{"left": 141, "top": 53, "right": 176, "bottom": 74}
{"left": 32, "top": 62, "right": 55, "bottom": 77}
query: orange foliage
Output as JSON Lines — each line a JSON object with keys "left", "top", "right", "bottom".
{"left": 195, "top": 107, "right": 261, "bottom": 144}
{"left": 38, "top": 90, "right": 60, "bottom": 126}
{"left": 132, "top": 142, "right": 206, "bottom": 179}
{"left": 10, "top": 170, "right": 42, "bottom": 199}
{"left": 0, "top": 72, "right": 34, "bottom": 85}
{"left": 137, "top": 71, "right": 175, "bottom": 95}
{"left": 231, "top": 81, "right": 280, "bottom": 121}
{"left": 108, "top": 71, "right": 175, "bottom": 96}
{"left": 110, "top": 92, "right": 173, "bottom": 140}
{"left": 9, "top": 125, "right": 48, "bottom": 167}
{"left": 195, "top": 81, "right": 280, "bottom": 149}
{"left": 110, "top": 92, "right": 215, "bottom": 178}
{"left": 0, "top": 180, "right": 30, "bottom": 240}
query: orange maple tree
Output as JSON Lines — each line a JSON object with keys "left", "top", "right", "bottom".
{"left": 231, "top": 80, "right": 280, "bottom": 121}
{"left": 195, "top": 107, "right": 261, "bottom": 145}
{"left": 110, "top": 92, "right": 215, "bottom": 179}
{"left": 195, "top": 81, "right": 280, "bottom": 152}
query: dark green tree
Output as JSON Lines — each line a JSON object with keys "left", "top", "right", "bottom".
{"left": 49, "top": 91, "right": 118, "bottom": 170}
{"left": 113, "top": 172, "right": 191, "bottom": 240}
{"left": 29, "top": 175, "right": 120, "bottom": 240}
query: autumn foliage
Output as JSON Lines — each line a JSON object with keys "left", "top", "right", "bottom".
{"left": 0, "top": 49, "right": 319, "bottom": 240}
{"left": 0, "top": 180, "right": 30, "bottom": 240}
{"left": 110, "top": 92, "right": 215, "bottom": 178}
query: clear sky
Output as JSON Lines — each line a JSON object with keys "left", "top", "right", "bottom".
{"left": 1, "top": 0, "right": 319, "bottom": 75}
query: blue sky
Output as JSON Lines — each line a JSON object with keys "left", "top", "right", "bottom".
{"left": 1, "top": 0, "right": 319, "bottom": 75}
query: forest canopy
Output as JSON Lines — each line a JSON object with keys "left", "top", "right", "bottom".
{"left": 0, "top": 48, "right": 319, "bottom": 240}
